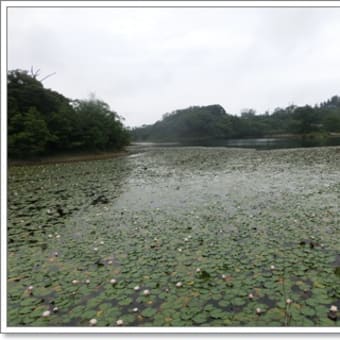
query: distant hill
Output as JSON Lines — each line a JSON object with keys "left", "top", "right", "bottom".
{"left": 131, "top": 97, "right": 340, "bottom": 142}
{"left": 131, "top": 105, "right": 234, "bottom": 142}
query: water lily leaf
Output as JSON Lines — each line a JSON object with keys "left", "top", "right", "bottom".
{"left": 210, "top": 308, "right": 224, "bottom": 319}
{"left": 118, "top": 297, "right": 133, "bottom": 306}
{"left": 193, "top": 312, "right": 208, "bottom": 324}
{"left": 141, "top": 307, "right": 157, "bottom": 318}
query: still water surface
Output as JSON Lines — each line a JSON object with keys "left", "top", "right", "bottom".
{"left": 134, "top": 136, "right": 340, "bottom": 150}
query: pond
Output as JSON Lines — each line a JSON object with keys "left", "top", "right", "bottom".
{"left": 7, "top": 145, "right": 340, "bottom": 327}
{"left": 136, "top": 136, "right": 340, "bottom": 150}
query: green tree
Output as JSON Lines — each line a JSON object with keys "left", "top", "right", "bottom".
{"left": 323, "top": 111, "right": 340, "bottom": 132}
{"left": 8, "top": 107, "right": 53, "bottom": 157}
{"left": 8, "top": 69, "right": 130, "bottom": 158}
{"left": 72, "top": 95, "right": 130, "bottom": 150}
{"left": 293, "top": 105, "right": 320, "bottom": 134}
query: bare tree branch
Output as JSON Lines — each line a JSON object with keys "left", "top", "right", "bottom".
{"left": 30, "top": 66, "right": 40, "bottom": 79}
{"left": 39, "top": 72, "right": 56, "bottom": 82}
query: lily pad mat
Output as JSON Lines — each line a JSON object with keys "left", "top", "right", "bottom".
{"left": 7, "top": 146, "right": 340, "bottom": 326}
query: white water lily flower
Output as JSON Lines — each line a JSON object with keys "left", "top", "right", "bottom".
{"left": 116, "top": 319, "right": 124, "bottom": 326}
{"left": 89, "top": 318, "right": 97, "bottom": 326}
{"left": 184, "top": 238, "right": 188, "bottom": 242}
{"left": 27, "top": 285, "right": 34, "bottom": 292}
{"left": 42, "top": 310, "right": 51, "bottom": 317}
{"left": 110, "top": 279, "right": 117, "bottom": 285}
{"left": 132, "top": 307, "right": 139, "bottom": 312}
{"left": 93, "top": 247, "right": 98, "bottom": 252}
{"left": 178, "top": 248, "right": 182, "bottom": 252}
{"left": 286, "top": 298, "right": 292, "bottom": 305}
{"left": 53, "top": 307, "right": 59, "bottom": 313}
{"left": 48, "top": 234, "right": 53, "bottom": 238}
{"left": 256, "top": 308, "right": 262, "bottom": 315}
{"left": 56, "top": 235, "right": 61, "bottom": 239}
{"left": 330, "top": 305, "right": 338, "bottom": 312}
{"left": 270, "top": 265, "right": 275, "bottom": 270}
{"left": 221, "top": 274, "right": 226, "bottom": 279}
{"left": 143, "top": 289, "right": 150, "bottom": 296}
{"left": 176, "top": 282, "right": 183, "bottom": 288}
{"left": 72, "top": 280, "right": 79, "bottom": 285}
{"left": 99, "top": 241, "right": 104, "bottom": 245}
{"left": 196, "top": 268, "right": 201, "bottom": 273}
{"left": 108, "top": 260, "right": 113, "bottom": 265}
{"left": 53, "top": 252, "right": 59, "bottom": 257}
{"left": 248, "top": 293, "right": 254, "bottom": 299}
{"left": 85, "top": 279, "right": 90, "bottom": 284}
{"left": 134, "top": 285, "right": 140, "bottom": 291}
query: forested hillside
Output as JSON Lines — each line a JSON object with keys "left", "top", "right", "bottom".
{"left": 131, "top": 97, "right": 340, "bottom": 142}
{"left": 8, "top": 69, "right": 130, "bottom": 158}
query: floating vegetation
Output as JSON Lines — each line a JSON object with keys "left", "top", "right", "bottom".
{"left": 7, "top": 146, "right": 340, "bottom": 327}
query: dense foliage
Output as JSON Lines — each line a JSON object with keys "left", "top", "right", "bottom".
{"left": 8, "top": 69, "right": 130, "bottom": 158}
{"left": 133, "top": 105, "right": 231, "bottom": 142}
{"left": 131, "top": 98, "right": 340, "bottom": 142}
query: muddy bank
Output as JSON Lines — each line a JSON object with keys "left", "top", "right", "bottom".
{"left": 9, "top": 150, "right": 129, "bottom": 166}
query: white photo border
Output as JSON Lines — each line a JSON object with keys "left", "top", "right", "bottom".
{"left": 1, "top": 0, "right": 340, "bottom": 334}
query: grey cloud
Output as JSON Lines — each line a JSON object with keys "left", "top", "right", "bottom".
{"left": 8, "top": 7, "right": 340, "bottom": 127}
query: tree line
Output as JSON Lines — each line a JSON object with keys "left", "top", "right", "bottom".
{"left": 131, "top": 97, "right": 340, "bottom": 142}
{"left": 8, "top": 69, "right": 130, "bottom": 158}
{"left": 8, "top": 68, "right": 340, "bottom": 157}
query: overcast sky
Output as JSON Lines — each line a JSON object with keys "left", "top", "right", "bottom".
{"left": 8, "top": 6, "right": 340, "bottom": 127}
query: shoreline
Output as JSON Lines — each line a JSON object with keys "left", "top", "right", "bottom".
{"left": 8, "top": 150, "right": 129, "bottom": 167}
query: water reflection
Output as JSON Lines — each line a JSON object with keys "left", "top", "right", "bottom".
{"left": 133, "top": 136, "right": 340, "bottom": 150}
{"left": 179, "top": 136, "right": 340, "bottom": 149}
